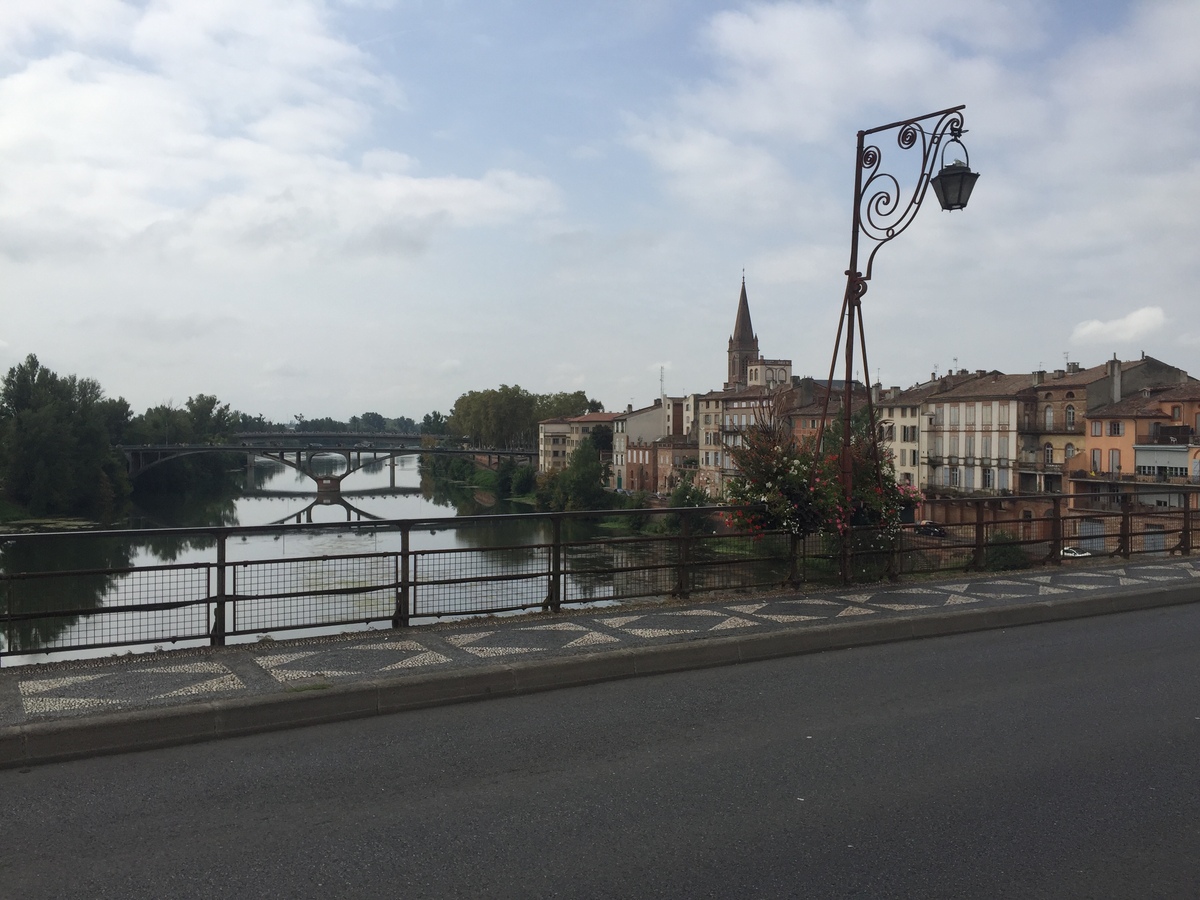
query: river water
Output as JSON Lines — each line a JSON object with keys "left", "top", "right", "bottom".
{"left": 1, "top": 451, "right": 575, "bottom": 663}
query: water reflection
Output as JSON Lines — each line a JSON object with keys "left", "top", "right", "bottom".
{"left": 1, "top": 535, "right": 133, "bottom": 653}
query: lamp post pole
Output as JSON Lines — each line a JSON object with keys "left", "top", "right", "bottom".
{"left": 812, "top": 104, "right": 979, "bottom": 581}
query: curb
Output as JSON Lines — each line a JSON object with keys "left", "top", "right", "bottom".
{"left": 2, "top": 583, "right": 1197, "bottom": 769}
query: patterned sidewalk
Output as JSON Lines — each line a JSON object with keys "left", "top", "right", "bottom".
{"left": 4, "top": 557, "right": 1198, "bottom": 733}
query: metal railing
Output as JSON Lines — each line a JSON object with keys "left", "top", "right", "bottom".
{"left": 2, "top": 496, "right": 1196, "bottom": 664}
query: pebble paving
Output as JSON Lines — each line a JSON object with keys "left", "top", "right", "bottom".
{"left": 2, "top": 558, "right": 1197, "bottom": 727}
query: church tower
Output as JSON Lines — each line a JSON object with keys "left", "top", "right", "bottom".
{"left": 725, "top": 277, "right": 759, "bottom": 391}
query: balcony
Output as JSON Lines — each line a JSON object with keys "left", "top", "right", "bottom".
{"left": 1017, "top": 459, "right": 1063, "bottom": 474}
{"left": 1136, "top": 428, "right": 1196, "bottom": 446}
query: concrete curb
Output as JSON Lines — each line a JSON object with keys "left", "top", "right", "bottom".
{"left": 2, "top": 582, "right": 1197, "bottom": 770}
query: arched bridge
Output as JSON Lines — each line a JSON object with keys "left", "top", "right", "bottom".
{"left": 117, "top": 442, "right": 536, "bottom": 494}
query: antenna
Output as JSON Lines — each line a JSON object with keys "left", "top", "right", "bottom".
{"left": 660, "top": 365, "right": 665, "bottom": 398}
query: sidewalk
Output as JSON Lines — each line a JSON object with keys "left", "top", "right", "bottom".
{"left": 3, "top": 558, "right": 1198, "bottom": 768}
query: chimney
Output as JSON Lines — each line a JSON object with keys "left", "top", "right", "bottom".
{"left": 1032, "top": 370, "right": 1045, "bottom": 386}
{"left": 1107, "top": 354, "right": 1122, "bottom": 403}
{"left": 975, "top": 369, "right": 986, "bottom": 376}
{"left": 1067, "top": 362, "right": 1081, "bottom": 374}
{"left": 1053, "top": 369, "right": 1065, "bottom": 379}
{"left": 626, "top": 403, "right": 633, "bottom": 413}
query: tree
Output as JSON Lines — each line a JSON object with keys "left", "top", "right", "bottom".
{"left": 536, "top": 438, "right": 611, "bottom": 511}
{"left": 422, "top": 411, "right": 448, "bottom": 435}
{"left": 589, "top": 423, "right": 613, "bottom": 456}
{"left": 359, "top": 411, "right": 386, "bottom": 431}
{"left": 0, "top": 354, "right": 131, "bottom": 518}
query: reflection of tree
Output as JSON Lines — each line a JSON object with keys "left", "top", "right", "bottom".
{"left": 1, "top": 535, "right": 133, "bottom": 653}
{"left": 127, "top": 490, "right": 240, "bottom": 561}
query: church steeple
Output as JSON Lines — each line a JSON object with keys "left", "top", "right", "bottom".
{"left": 726, "top": 276, "right": 760, "bottom": 390}
{"left": 730, "top": 276, "right": 756, "bottom": 347}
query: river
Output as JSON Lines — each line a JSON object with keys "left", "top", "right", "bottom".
{"left": 1, "top": 451, "right": 578, "bottom": 663}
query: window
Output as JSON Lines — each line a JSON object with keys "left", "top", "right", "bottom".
{"left": 949, "top": 467, "right": 960, "bottom": 487}
{"left": 1044, "top": 443, "right": 1054, "bottom": 464}
{"left": 982, "top": 434, "right": 992, "bottom": 460}
{"left": 998, "top": 403, "right": 1009, "bottom": 426}
{"left": 1092, "top": 448, "right": 1101, "bottom": 472}
{"left": 965, "top": 434, "right": 975, "bottom": 459}
{"left": 983, "top": 468, "right": 994, "bottom": 489}
{"left": 1065, "top": 405, "right": 1075, "bottom": 429}
{"left": 1091, "top": 420, "right": 1102, "bottom": 436}
{"left": 1108, "top": 421, "right": 1125, "bottom": 436}
{"left": 981, "top": 403, "right": 992, "bottom": 426}
{"left": 1173, "top": 405, "right": 1183, "bottom": 420}
{"left": 1109, "top": 448, "right": 1121, "bottom": 472}
{"left": 1065, "top": 443, "right": 1076, "bottom": 459}
{"left": 934, "top": 405, "right": 944, "bottom": 426}
{"left": 1044, "top": 406, "right": 1054, "bottom": 430}
{"left": 950, "top": 405, "right": 960, "bottom": 427}
{"left": 998, "top": 468, "right": 1010, "bottom": 490}
{"left": 998, "top": 436, "right": 1009, "bottom": 461}
{"left": 966, "top": 404, "right": 975, "bottom": 426}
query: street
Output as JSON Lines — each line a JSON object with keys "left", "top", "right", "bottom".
{"left": 4, "top": 603, "right": 1199, "bottom": 899}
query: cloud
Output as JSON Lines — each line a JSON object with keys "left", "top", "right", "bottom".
{"left": 1071, "top": 307, "right": 1166, "bottom": 344}
{"left": 0, "top": 1, "right": 559, "bottom": 262}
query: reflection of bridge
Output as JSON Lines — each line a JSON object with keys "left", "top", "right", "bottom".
{"left": 249, "top": 489, "right": 427, "bottom": 525}
{"left": 117, "top": 443, "right": 535, "bottom": 494}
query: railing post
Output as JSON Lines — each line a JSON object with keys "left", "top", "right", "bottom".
{"left": 211, "top": 532, "right": 227, "bottom": 647}
{"left": 972, "top": 504, "right": 986, "bottom": 571}
{"left": 1049, "top": 497, "right": 1063, "bottom": 565}
{"left": 545, "top": 515, "right": 562, "bottom": 612}
{"left": 392, "top": 525, "right": 410, "bottom": 628}
{"left": 785, "top": 531, "right": 799, "bottom": 588}
{"left": 1118, "top": 495, "right": 1132, "bottom": 559}
{"left": 674, "top": 512, "right": 691, "bottom": 599}
{"left": 1182, "top": 495, "right": 1192, "bottom": 556}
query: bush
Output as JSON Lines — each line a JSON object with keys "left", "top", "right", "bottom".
{"left": 984, "top": 531, "right": 1031, "bottom": 570}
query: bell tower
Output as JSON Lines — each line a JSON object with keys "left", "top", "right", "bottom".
{"left": 725, "top": 277, "right": 759, "bottom": 391}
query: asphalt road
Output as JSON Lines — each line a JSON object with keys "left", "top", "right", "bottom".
{"left": 3, "top": 603, "right": 1199, "bottom": 899}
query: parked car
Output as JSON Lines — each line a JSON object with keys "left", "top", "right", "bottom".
{"left": 914, "top": 520, "right": 948, "bottom": 538}
{"left": 1060, "top": 546, "right": 1092, "bottom": 558}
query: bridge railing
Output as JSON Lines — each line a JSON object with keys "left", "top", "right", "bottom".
{"left": 1, "top": 496, "right": 1194, "bottom": 665}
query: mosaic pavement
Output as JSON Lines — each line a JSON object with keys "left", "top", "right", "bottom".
{"left": 3, "top": 559, "right": 1198, "bottom": 726}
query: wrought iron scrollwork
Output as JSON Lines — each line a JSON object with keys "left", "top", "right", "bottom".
{"left": 855, "top": 107, "right": 966, "bottom": 282}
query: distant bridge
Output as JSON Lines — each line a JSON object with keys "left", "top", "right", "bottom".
{"left": 117, "top": 443, "right": 536, "bottom": 494}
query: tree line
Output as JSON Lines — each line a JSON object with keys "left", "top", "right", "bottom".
{"left": 445, "top": 386, "right": 602, "bottom": 449}
{"left": 0, "top": 355, "right": 610, "bottom": 522}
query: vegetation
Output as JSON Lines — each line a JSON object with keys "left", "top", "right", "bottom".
{"left": 448, "top": 385, "right": 602, "bottom": 449}
{"left": 0, "top": 354, "right": 132, "bottom": 520}
{"left": 725, "top": 398, "right": 915, "bottom": 576}
{"left": 536, "top": 438, "right": 614, "bottom": 511}
{"left": 984, "top": 531, "right": 1032, "bottom": 570}
{"left": 418, "top": 452, "right": 537, "bottom": 503}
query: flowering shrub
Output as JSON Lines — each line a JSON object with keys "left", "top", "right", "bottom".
{"left": 725, "top": 413, "right": 912, "bottom": 568}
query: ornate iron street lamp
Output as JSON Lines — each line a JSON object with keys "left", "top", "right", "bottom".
{"left": 812, "top": 104, "right": 978, "bottom": 580}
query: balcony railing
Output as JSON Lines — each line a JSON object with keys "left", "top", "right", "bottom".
{"left": 1136, "top": 431, "right": 1196, "bottom": 446}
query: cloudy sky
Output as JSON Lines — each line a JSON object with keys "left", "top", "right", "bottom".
{"left": 1, "top": 0, "right": 1197, "bottom": 422}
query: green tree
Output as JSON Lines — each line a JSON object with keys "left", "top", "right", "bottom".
{"left": 360, "top": 411, "right": 386, "bottom": 431}
{"left": 422, "top": 411, "right": 448, "bottom": 435}
{"left": 536, "top": 438, "right": 611, "bottom": 511}
{"left": 0, "top": 354, "right": 132, "bottom": 519}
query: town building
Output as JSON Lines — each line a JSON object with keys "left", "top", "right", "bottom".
{"left": 611, "top": 401, "right": 666, "bottom": 492}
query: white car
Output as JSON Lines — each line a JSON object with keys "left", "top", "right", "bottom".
{"left": 1061, "top": 546, "right": 1092, "bottom": 558}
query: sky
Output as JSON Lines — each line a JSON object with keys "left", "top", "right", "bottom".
{"left": 1, "top": 0, "right": 1198, "bottom": 423}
